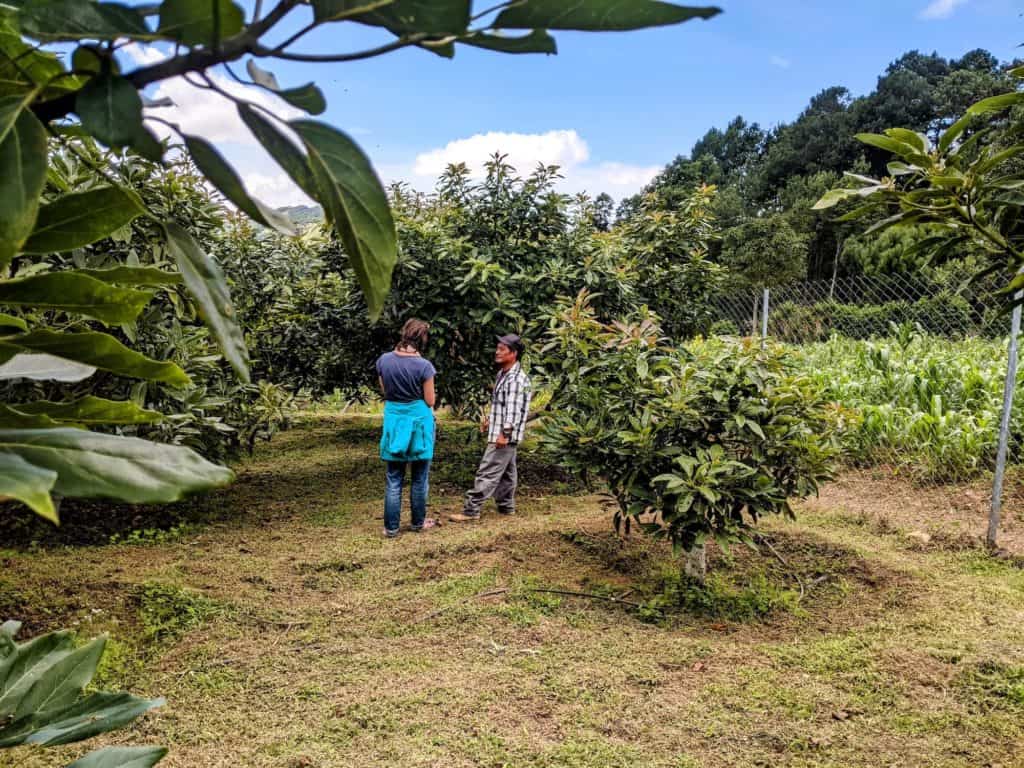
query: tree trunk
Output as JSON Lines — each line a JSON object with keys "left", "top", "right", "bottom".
{"left": 684, "top": 542, "right": 707, "bottom": 583}
{"left": 829, "top": 238, "right": 843, "bottom": 300}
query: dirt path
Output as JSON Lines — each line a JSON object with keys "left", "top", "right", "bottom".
{"left": 2, "top": 415, "right": 1023, "bottom": 768}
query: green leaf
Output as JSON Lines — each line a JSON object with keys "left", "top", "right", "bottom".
{"left": 0, "top": 353, "right": 96, "bottom": 383}
{"left": 164, "top": 222, "right": 249, "bottom": 382}
{"left": 855, "top": 132, "right": 917, "bottom": 157}
{"left": 0, "top": 110, "right": 47, "bottom": 268}
{"left": 938, "top": 113, "right": 972, "bottom": 154}
{"left": 237, "top": 104, "right": 319, "bottom": 201}
{"left": 313, "top": 0, "right": 470, "bottom": 34}
{"left": 0, "top": 452, "right": 57, "bottom": 523}
{"left": 25, "top": 692, "right": 165, "bottom": 746}
{"left": 0, "top": 313, "right": 26, "bottom": 331}
{"left": 291, "top": 120, "right": 397, "bottom": 319}
{"left": 18, "top": 1, "right": 153, "bottom": 41}
{"left": 0, "top": 88, "right": 38, "bottom": 146}
{"left": 0, "top": 330, "right": 190, "bottom": 385}
{"left": 245, "top": 61, "right": 326, "bottom": 115}
{"left": 14, "top": 636, "right": 105, "bottom": 719}
{"left": 459, "top": 30, "right": 557, "bottom": 55}
{"left": 0, "top": 428, "right": 233, "bottom": 502}
{"left": 67, "top": 746, "right": 168, "bottom": 768}
{"left": 14, "top": 396, "right": 163, "bottom": 426}
{"left": 495, "top": 0, "right": 721, "bottom": 30}
{"left": 75, "top": 72, "right": 145, "bottom": 148}
{"left": 883, "top": 127, "right": 927, "bottom": 154}
{"left": 0, "top": 630, "right": 75, "bottom": 715}
{"left": 0, "top": 403, "right": 64, "bottom": 429}
{"left": 158, "top": 0, "right": 244, "bottom": 46}
{"left": 22, "top": 187, "right": 145, "bottom": 254}
{"left": 279, "top": 84, "right": 327, "bottom": 115}
{"left": 184, "top": 135, "right": 298, "bottom": 235}
{"left": 812, "top": 188, "right": 862, "bottom": 210}
{"left": 0, "top": 272, "right": 152, "bottom": 325}
{"left": 966, "top": 91, "right": 1024, "bottom": 117}
{"left": 74, "top": 266, "right": 182, "bottom": 286}
{"left": 0, "top": 21, "right": 65, "bottom": 95}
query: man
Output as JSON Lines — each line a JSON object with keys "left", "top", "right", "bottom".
{"left": 449, "top": 334, "right": 532, "bottom": 522}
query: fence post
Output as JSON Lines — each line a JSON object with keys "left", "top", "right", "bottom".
{"left": 760, "top": 288, "right": 770, "bottom": 349}
{"left": 989, "top": 289, "right": 1023, "bottom": 549}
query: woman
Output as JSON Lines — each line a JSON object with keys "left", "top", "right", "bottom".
{"left": 376, "top": 318, "right": 437, "bottom": 538}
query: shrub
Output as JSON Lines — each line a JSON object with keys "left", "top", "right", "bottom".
{"left": 540, "top": 293, "right": 837, "bottom": 580}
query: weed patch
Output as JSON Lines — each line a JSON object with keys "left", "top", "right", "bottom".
{"left": 956, "top": 661, "right": 1024, "bottom": 712}
{"left": 136, "top": 581, "right": 224, "bottom": 641}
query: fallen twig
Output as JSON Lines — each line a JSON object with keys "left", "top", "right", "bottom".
{"left": 524, "top": 588, "right": 643, "bottom": 609}
{"left": 413, "top": 588, "right": 509, "bottom": 624}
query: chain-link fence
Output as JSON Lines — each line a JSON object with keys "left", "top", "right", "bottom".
{"left": 710, "top": 273, "right": 1021, "bottom": 548}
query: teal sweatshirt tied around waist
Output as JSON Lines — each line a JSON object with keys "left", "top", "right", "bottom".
{"left": 380, "top": 399, "right": 435, "bottom": 462}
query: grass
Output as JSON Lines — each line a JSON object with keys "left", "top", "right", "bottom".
{"left": 1, "top": 413, "right": 1023, "bottom": 768}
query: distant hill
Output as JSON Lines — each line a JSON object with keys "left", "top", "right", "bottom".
{"left": 278, "top": 205, "right": 324, "bottom": 226}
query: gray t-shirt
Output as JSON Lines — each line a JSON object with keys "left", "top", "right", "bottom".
{"left": 375, "top": 352, "right": 436, "bottom": 403}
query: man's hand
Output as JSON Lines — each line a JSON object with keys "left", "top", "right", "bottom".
{"left": 480, "top": 416, "right": 489, "bottom": 435}
{"left": 495, "top": 434, "right": 509, "bottom": 448}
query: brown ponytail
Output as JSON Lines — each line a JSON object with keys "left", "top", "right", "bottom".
{"left": 396, "top": 318, "right": 429, "bottom": 353}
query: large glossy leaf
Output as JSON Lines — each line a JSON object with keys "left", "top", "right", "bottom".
{"left": 14, "top": 396, "right": 163, "bottom": 426}
{"left": 158, "top": 0, "right": 244, "bottom": 46}
{"left": 495, "top": 0, "right": 721, "bottom": 30}
{"left": 164, "top": 222, "right": 249, "bottom": 381}
{"left": 23, "top": 187, "right": 145, "bottom": 254}
{"left": 75, "top": 266, "right": 182, "bottom": 286}
{"left": 0, "top": 110, "right": 47, "bottom": 268}
{"left": 14, "top": 636, "right": 105, "bottom": 719}
{"left": 0, "top": 89, "right": 38, "bottom": 145}
{"left": 25, "top": 692, "right": 165, "bottom": 746}
{"left": 313, "top": 0, "right": 470, "bottom": 34}
{"left": 0, "top": 631, "right": 74, "bottom": 715}
{"left": 0, "top": 353, "right": 96, "bottom": 383}
{"left": 18, "top": 1, "right": 153, "bottom": 41}
{"left": 0, "top": 428, "right": 234, "bottom": 502}
{"left": 237, "top": 104, "right": 319, "bottom": 200}
{"left": 0, "top": 272, "right": 152, "bottom": 325}
{"left": 67, "top": 746, "right": 168, "bottom": 768}
{"left": 76, "top": 72, "right": 145, "bottom": 148}
{"left": 459, "top": 30, "right": 557, "bottom": 54}
{"left": 0, "top": 452, "right": 57, "bottom": 523}
{"left": 291, "top": 120, "right": 397, "bottom": 319}
{"left": 184, "top": 135, "right": 298, "bottom": 235}
{"left": 0, "top": 330, "right": 190, "bottom": 386}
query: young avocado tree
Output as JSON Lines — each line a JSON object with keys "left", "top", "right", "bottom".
{"left": 0, "top": 0, "right": 721, "bottom": 525}
{"left": 0, "top": 621, "right": 166, "bottom": 767}
{"left": 540, "top": 292, "right": 837, "bottom": 581}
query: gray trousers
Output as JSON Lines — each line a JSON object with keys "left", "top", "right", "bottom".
{"left": 464, "top": 444, "right": 518, "bottom": 515}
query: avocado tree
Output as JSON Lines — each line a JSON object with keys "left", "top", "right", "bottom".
{"left": 539, "top": 292, "right": 836, "bottom": 581}
{"left": 0, "top": 0, "right": 722, "bottom": 525}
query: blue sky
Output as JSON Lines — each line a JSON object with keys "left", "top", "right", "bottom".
{"left": 124, "top": 0, "right": 1019, "bottom": 206}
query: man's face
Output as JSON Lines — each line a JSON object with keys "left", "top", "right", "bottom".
{"left": 495, "top": 343, "right": 517, "bottom": 366}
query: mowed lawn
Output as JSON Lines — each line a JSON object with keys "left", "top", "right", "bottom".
{"left": 2, "top": 414, "right": 1023, "bottom": 768}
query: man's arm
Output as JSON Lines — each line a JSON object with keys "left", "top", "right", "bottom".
{"left": 500, "top": 375, "right": 531, "bottom": 444}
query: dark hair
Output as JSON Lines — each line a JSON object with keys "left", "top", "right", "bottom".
{"left": 396, "top": 318, "right": 429, "bottom": 352}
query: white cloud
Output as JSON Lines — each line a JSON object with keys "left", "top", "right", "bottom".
{"left": 408, "top": 130, "right": 657, "bottom": 199}
{"left": 414, "top": 129, "right": 590, "bottom": 177}
{"left": 918, "top": 0, "right": 967, "bottom": 19}
{"left": 770, "top": 55, "right": 791, "bottom": 69}
{"left": 242, "top": 172, "right": 314, "bottom": 209}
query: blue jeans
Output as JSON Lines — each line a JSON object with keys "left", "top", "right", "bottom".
{"left": 384, "top": 460, "right": 430, "bottom": 533}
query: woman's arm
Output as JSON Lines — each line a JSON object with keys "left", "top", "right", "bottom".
{"left": 422, "top": 377, "right": 436, "bottom": 408}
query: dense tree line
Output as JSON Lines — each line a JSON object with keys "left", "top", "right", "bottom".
{"left": 618, "top": 48, "right": 1017, "bottom": 285}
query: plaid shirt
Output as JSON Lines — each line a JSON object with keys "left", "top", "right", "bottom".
{"left": 487, "top": 363, "right": 532, "bottom": 444}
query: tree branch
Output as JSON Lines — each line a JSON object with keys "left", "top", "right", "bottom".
{"left": 254, "top": 33, "right": 433, "bottom": 63}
